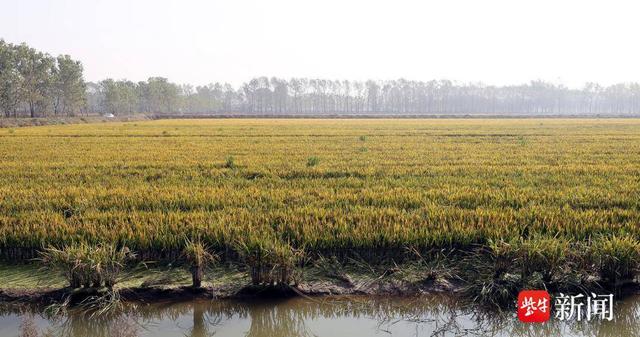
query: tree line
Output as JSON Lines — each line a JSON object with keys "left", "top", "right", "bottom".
{"left": 88, "top": 77, "right": 640, "bottom": 116}
{"left": 0, "top": 40, "right": 86, "bottom": 117}
{"left": 4, "top": 40, "right": 640, "bottom": 117}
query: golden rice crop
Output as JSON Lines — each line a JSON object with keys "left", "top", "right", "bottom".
{"left": 0, "top": 119, "right": 639, "bottom": 261}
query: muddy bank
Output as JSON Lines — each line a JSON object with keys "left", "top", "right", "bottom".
{"left": 1, "top": 266, "right": 638, "bottom": 313}
{"left": 0, "top": 275, "right": 460, "bottom": 307}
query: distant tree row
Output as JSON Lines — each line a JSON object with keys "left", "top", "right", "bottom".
{"left": 86, "top": 77, "right": 182, "bottom": 115}
{"left": 88, "top": 77, "right": 640, "bottom": 116}
{"left": 85, "top": 80, "right": 243, "bottom": 116}
{"left": 4, "top": 41, "right": 640, "bottom": 117}
{"left": 0, "top": 40, "right": 86, "bottom": 117}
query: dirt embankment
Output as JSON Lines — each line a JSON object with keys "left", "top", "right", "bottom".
{"left": 0, "top": 115, "right": 151, "bottom": 128}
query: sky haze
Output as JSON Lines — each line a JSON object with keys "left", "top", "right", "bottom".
{"left": 2, "top": 0, "right": 639, "bottom": 87}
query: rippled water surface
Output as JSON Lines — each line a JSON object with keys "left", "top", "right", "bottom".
{"left": 0, "top": 295, "right": 638, "bottom": 337}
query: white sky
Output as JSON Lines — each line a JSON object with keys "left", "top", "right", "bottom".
{"left": 1, "top": 0, "right": 639, "bottom": 88}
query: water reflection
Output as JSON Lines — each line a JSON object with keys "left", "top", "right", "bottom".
{"left": 3, "top": 295, "right": 640, "bottom": 337}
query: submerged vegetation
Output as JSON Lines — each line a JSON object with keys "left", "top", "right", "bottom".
{"left": 1, "top": 119, "right": 640, "bottom": 305}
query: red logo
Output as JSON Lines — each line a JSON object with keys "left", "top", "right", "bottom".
{"left": 518, "top": 290, "right": 550, "bottom": 323}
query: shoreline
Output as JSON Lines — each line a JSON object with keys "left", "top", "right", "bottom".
{"left": 0, "top": 279, "right": 458, "bottom": 306}
{"left": 0, "top": 262, "right": 637, "bottom": 309}
{"left": 0, "top": 263, "right": 460, "bottom": 307}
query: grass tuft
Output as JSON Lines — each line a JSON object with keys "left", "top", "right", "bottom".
{"left": 182, "top": 238, "right": 217, "bottom": 288}
{"left": 38, "top": 244, "right": 134, "bottom": 290}
{"left": 225, "top": 155, "right": 236, "bottom": 169}
{"left": 235, "top": 235, "right": 304, "bottom": 286}
{"left": 306, "top": 156, "right": 320, "bottom": 167}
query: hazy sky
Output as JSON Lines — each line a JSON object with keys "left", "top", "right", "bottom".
{"left": 1, "top": 0, "right": 639, "bottom": 87}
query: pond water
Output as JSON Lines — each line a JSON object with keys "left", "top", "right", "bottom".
{"left": 0, "top": 295, "right": 637, "bottom": 337}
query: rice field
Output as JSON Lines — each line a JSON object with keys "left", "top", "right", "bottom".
{"left": 1, "top": 118, "right": 639, "bottom": 261}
